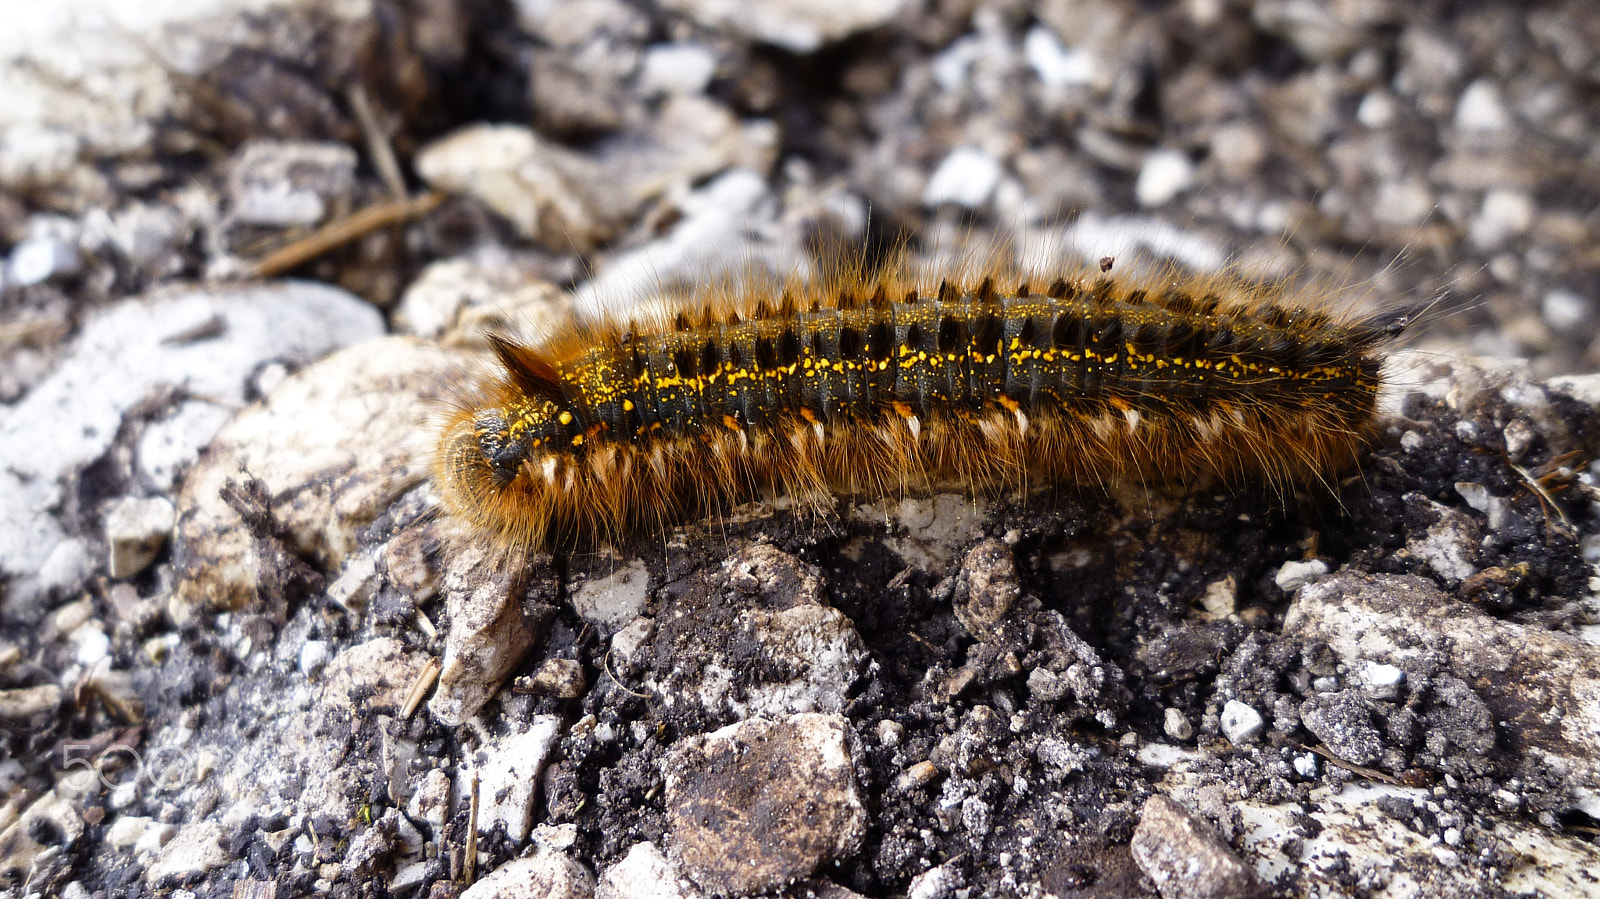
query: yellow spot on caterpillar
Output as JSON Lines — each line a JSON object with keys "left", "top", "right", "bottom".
{"left": 558, "top": 411, "right": 574, "bottom": 426}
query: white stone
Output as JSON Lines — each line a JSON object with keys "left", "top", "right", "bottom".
{"left": 467, "top": 716, "right": 562, "bottom": 842}
{"left": 1372, "top": 177, "right": 1434, "bottom": 228}
{"left": 111, "top": 202, "right": 186, "bottom": 267}
{"left": 1050, "top": 212, "right": 1227, "bottom": 275}
{"left": 8, "top": 234, "right": 80, "bottom": 285}
{"left": 38, "top": 538, "right": 91, "bottom": 594}
{"left": 106, "top": 815, "right": 154, "bottom": 850}
{"left": 1455, "top": 78, "right": 1511, "bottom": 132}
{"left": 922, "top": 146, "right": 1002, "bottom": 210}
{"left": 0, "top": 124, "right": 81, "bottom": 189}
{"left": 1220, "top": 700, "right": 1264, "bottom": 745}
{"left": 908, "top": 862, "right": 963, "bottom": 899}
{"left": 1024, "top": 26, "right": 1094, "bottom": 89}
{"left": 610, "top": 616, "right": 655, "bottom": 669}
{"left": 228, "top": 140, "right": 358, "bottom": 228}
{"left": 1274, "top": 559, "right": 1329, "bottom": 593}
{"left": 1359, "top": 661, "right": 1405, "bottom": 700}
{"left": 1199, "top": 577, "right": 1237, "bottom": 618}
{"left": 1135, "top": 149, "right": 1195, "bottom": 207}
{"left": 598, "top": 841, "right": 699, "bottom": 899}
{"left": 1470, "top": 188, "right": 1534, "bottom": 249}
{"left": 571, "top": 169, "right": 801, "bottom": 320}
{"left": 1548, "top": 373, "right": 1600, "bottom": 407}
{"left": 408, "top": 768, "right": 452, "bottom": 830}
{"left": 1357, "top": 91, "right": 1397, "bottom": 128}
{"left": 639, "top": 43, "right": 717, "bottom": 97}
{"left": 1163, "top": 708, "right": 1194, "bottom": 741}
{"left": 1293, "top": 754, "right": 1318, "bottom": 778}
{"left": 298, "top": 640, "right": 331, "bottom": 676}
{"left": 69, "top": 623, "right": 110, "bottom": 667}
{"left": 1543, "top": 290, "right": 1589, "bottom": 332}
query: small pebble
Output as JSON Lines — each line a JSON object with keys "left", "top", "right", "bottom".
{"left": 1163, "top": 708, "right": 1194, "bottom": 741}
{"left": 1275, "top": 559, "right": 1328, "bottom": 593}
{"left": 922, "top": 146, "right": 1002, "bottom": 209}
{"left": 1359, "top": 661, "right": 1405, "bottom": 700}
{"left": 1135, "top": 149, "right": 1195, "bottom": 207}
{"left": 1220, "top": 700, "right": 1264, "bottom": 745}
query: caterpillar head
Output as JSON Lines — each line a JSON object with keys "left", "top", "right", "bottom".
{"left": 473, "top": 399, "right": 574, "bottom": 488}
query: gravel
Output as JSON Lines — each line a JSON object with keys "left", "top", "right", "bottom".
{"left": 5, "top": 1, "right": 1600, "bottom": 898}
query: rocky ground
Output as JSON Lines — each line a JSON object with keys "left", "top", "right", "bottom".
{"left": 3, "top": 1, "right": 1600, "bottom": 897}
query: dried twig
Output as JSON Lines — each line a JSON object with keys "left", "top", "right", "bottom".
{"left": 242, "top": 191, "right": 444, "bottom": 278}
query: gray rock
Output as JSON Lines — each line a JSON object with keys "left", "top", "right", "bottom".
{"left": 516, "top": 658, "right": 586, "bottom": 699}
{"left": 570, "top": 169, "right": 801, "bottom": 321}
{"left": 1286, "top": 571, "right": 1600, "bottom": 816}
{"left": 1130, "top": 795, "right": 1266, "bottom": 899}
{"left": 0, "top": 684, "right": 61, "bottom": 726}
{"left": 1300, "top": 691, "right": 1384, "bottom": 767}
{"left": 170, "top": 337, "right": 450, "bottom": 619}
{"left": 227, "top": 140, "right": 358, "bottom": 227}
{"left": 570, "top": 559, "right": 651, "bottom": 628}
{"left": 1, "top": 283, "right": 382, "bottom": 591}
{"left": 319, "top": 637, "right": 430, "bottom": 717}
{"left": 1403, "top": 496, "right": 1481, "bottom": 584}
{"left": 145, "top": 820, "right": 228, "bottom": 888}
{"left": 326, "top": 553, "right": 380, "bottom": 611}
{"left": 665, "top": 713, "right": 865, "bottom": 896}
{"left": 419, "top": 99, "right": 773, "bottom": 254}
{"left": 417, "top": 124, "right": 623, "bottom": 251}
{"left": 428, "top": 534, "right": 553, "bottom": 727}
{"left": 393, "top": 256, "right": 570, "bottom": 341}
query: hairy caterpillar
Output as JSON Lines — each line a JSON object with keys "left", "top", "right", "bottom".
{"left": 434, "top": 257, "right": 1410, "bottom": 550}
